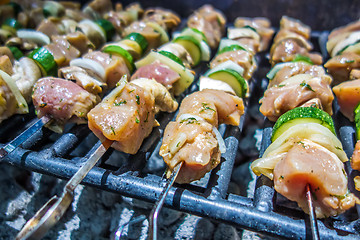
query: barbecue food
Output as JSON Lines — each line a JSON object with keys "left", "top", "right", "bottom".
{"left": 260, "top": 64, "right": 334, "bottom": 121}
{"left": 325, "top": 19, "right": 360, "bottom": 84}
{"left": 333, "top": 78, "right": 360, "bottom": 121}
{"left": 259, "top": 17, "right": 333, "bottom": 121}
{"left": 233, "top": 17, "right": 274, "bottom": 52}
{"left": 9, "top": 4, "right": 180, "bottom": 131}
{"left": 160, "top": 89, "right": 244, "bottom": 183}
{"left": 269, "top": 16, "right": 322, "bottom": 66}
{"left": 32, "top": 77, "right": 99, "bottom": 132}
{"left": 88, "top": 78, "right": 177, "bottom": 154}
{"left": 251, "top": 107, "right": 358, "bottom": 218}
{"left": 159, "top": 15, "right": 274, "bottom": 184}
{"left": 187, "top": 5, "right": 226, "bottom": 49}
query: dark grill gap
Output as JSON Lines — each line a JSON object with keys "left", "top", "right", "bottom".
{"left": 1, "top": 29, "right": 360, "bottom": 240}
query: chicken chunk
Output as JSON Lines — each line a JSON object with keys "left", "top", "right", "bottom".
{"left": 234, "top": 17, "right": 274, "bottom": 51}
{"left": 332, "top": 79, "right": 360, "bottom": 121}
{"left": 88, "top": 78, "right": 177, "bottom": 154}
{"left": 274, "top": 140, "right": 358, "bottom": 218}
{"left": 82, "top": 51, "right": 131, "bottom": 89}
{"left": 260, "top": 74, "right": 334, "bottom": 121}
{"left": 160, "top": 89, "right": 244, "bottom": 183}
{"left": 324, "top": 52, "right": 360, "bottom": 84}
{"left": 32, "top": 77, "right": 99, "bottom": 133}
{"left": 131, "top": 61, "right": 180, "bottom": 90}
{"left": 187, "top": 5, "right": 226, "bottom": 49}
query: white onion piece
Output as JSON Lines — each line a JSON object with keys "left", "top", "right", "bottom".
{"left": 0, "top": 70, "right": 28, "bottom": 114}
{"left": 263, "top": 123, "right": 348, "bottom": 162}
{"left": 70, "top": 58, "right": 106, "bottom": 80}
{"left": 332, "top": 31, "right": 360, "bottom": 57}
{"left": 200, "top": 41, "right": 210, "bottom": 61}
{"left": 146, "top": 22, "right": 169, "bottom": 44}
{"left": 205, "top": 60, "right": 244, "bottom": 77}
{"left": 251, "top": 152, "right": 287, "bottom": 180}
{"left": 61, "top": 19, "right": 78, "bottom": 33}
{"left": 218, "top": 38, "right": 249, "bottom": 52}
{"left": 212, "top": 126, "right": 226, "bottom": 153}
{"left": 79, "top": 19, "right": 106, "bottom": 43}
{"left": 17, "top": 30, "right": 50, "bottom": 45}
{"left": 169, "top": 132, "right": 187, "bottom": 155}
{"left": 227, "top": 27, "right": 260, "bottom": 42}
{"left": 199, "top": 76, "right": 236, "bottom": 95}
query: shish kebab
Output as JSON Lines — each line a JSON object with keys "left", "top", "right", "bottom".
{"left": 0, "top": 1, "right": 178, "bottom": 158}
{"left": 17, "top": 5, "right": 222, "bottom": 239}
{"left": 251, "top": 16, "right": 359, "bottom": 240}
{"left": 0, "top": 0, "right": 144, "bottom": 127}
{"left": 149, "top": 14, "right": 274, "bottom": 239}
{"left": 324, "top": 19, "right": 360, "bottom": 189}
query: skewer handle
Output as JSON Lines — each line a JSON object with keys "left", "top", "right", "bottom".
{"left": 149, "top": 161, "right": 183, "bottom": 240}
{"left": 0, "top": 116, "right": 51, "bottom": 159}
{"left": 16, "top": 139, "right": 112, "bottom": 240}
{"left": 306, "top": 184, "right": 320, "bottom": 240}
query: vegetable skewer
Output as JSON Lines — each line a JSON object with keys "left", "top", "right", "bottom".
{"left": 150, "top": 13, "right": 274, "bottom": 238}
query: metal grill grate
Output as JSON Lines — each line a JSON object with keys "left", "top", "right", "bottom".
{"left": 1, "top": 30, "right": 360, "bottom": 239}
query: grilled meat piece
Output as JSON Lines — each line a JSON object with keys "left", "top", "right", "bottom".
{"left": 332, "top": 79, "right": 360, "bottom": 121}
{"left": 143, "top": 8, "right": 180, "bottom": 31}
{"left": 279, "top": 16, "right": 311, "bottom": 39}
{"left": 268, "top": 62, "right": 328, "bottom": 88}
{"left": 88, "top": 78, "right": 177, "bottom": 154}
{"left": 270, "top": 38, "right": 322, "bottom": 66}
{"left": 187, "top": 5, "right": 226, "bottom": 49}
{"left": 324, "top": 52, "right": 360, "bottom": 84}
{"left": 160, "top": 89, "right": 244, "bottom": 184}
{"left": 131, "top": 61, "right": 180, "bottom": 90}
{"left": 274, "top": 139, "right": 358, "bottom": 218}
{"left": 32, "top": 77, "right": 99, "bottom": 133}
{"left": 260, "top": 74, "right": 334, "bottom": 121}
{"left": 234, "top": 17, "right": 274, "bottom": 52}
{"left": 44, "top": 39, "right": 81, "bottom": 67}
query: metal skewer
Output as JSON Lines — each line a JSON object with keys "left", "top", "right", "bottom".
{"left": 113, "top": 215, "right": 146, "bottom": 240}
{"left": 0, "top": 116, "right": 51, "bottom": 159}
{"left": 306, "top": 184, "right": 320, "bottom": 240}
{"left": 149, "top": 161, "right": 183, "bottom": 240}
{"left": 16, "top": 139, "right": 113, "bottom": 240}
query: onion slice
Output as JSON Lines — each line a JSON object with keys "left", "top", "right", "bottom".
{"left": 17, "top": 29, "right": 50, "bottom": 45}
{"left": 212, "top": 126, "right": 226, "bottom": 153}
{"left": 70, "top": 58, "right": 106, "bottom": 80}
{"left": 0, "top": 69, "right": 28, "bottom": 114}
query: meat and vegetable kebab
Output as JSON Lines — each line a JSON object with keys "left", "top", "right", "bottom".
{"left": 324, "top": 20, "right": 360, "bottom": 191}
{"left": 160, "top": 15, "right": 274, "bottom": 183}
{"left": 252, "top": 17, "right": 359, "bottom": 219}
